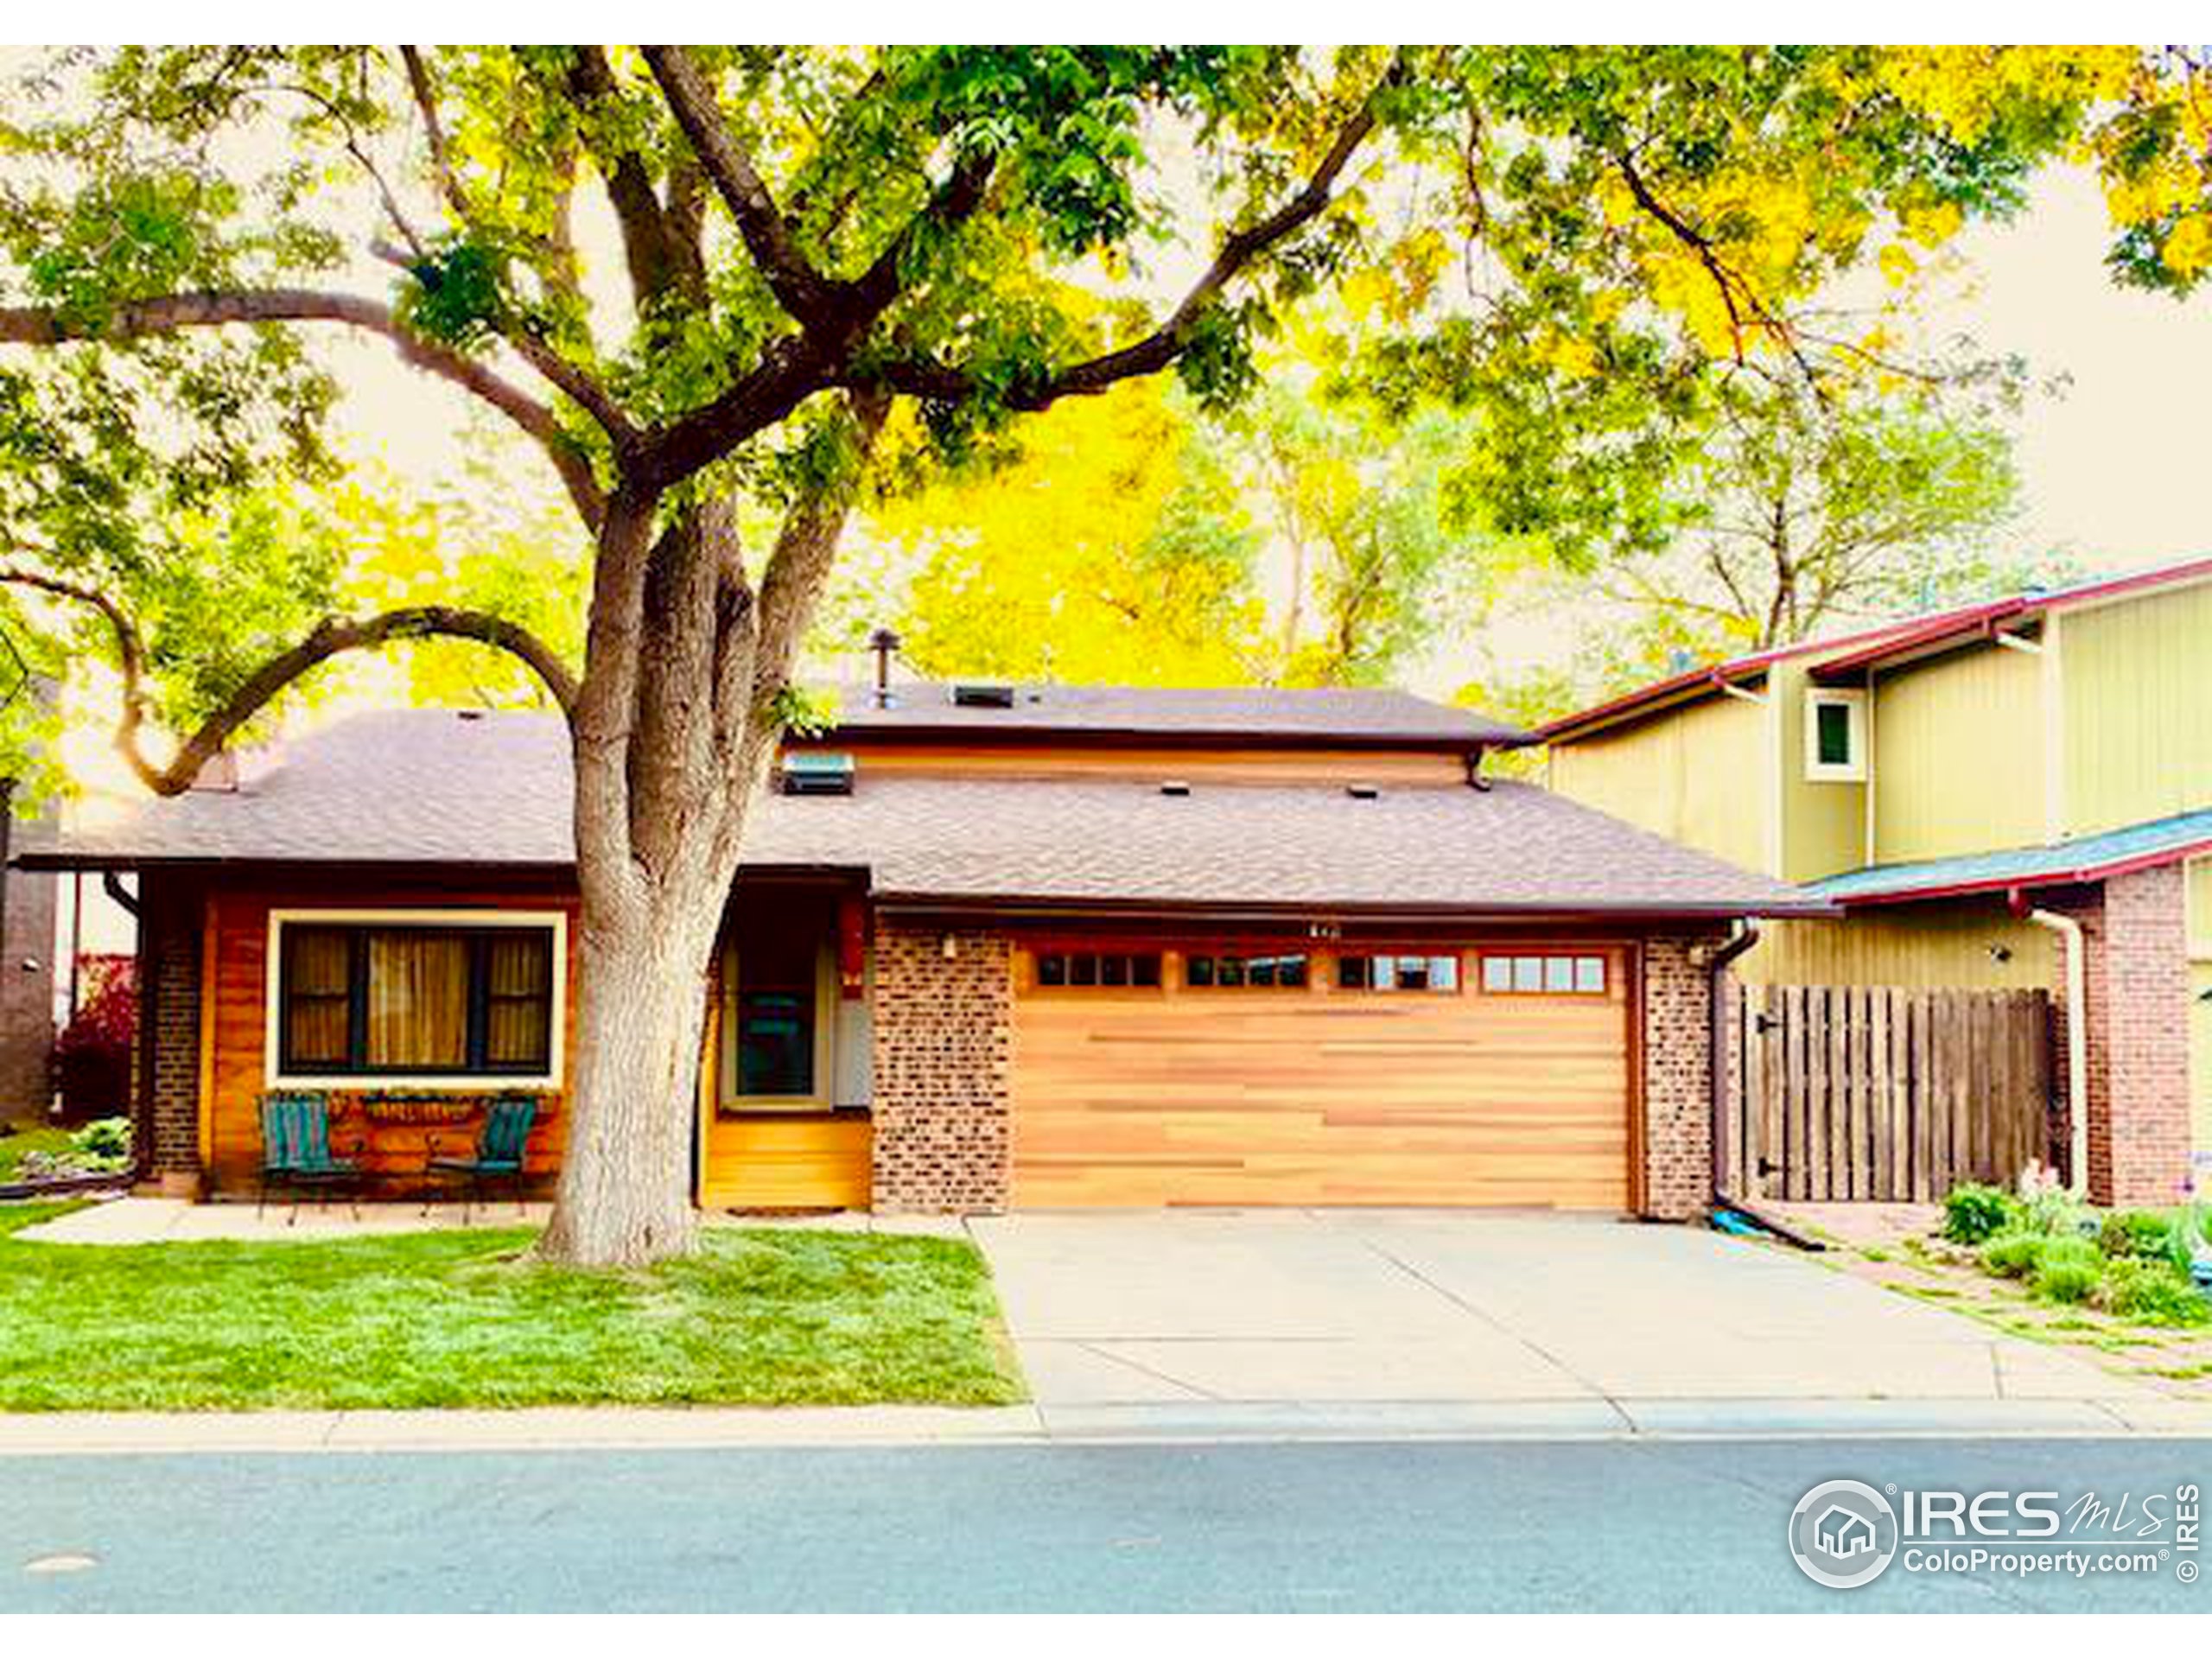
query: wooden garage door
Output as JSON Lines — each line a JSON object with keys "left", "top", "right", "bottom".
{"left": 1011, "top": 945, "right": 1632, "bottom": 1208}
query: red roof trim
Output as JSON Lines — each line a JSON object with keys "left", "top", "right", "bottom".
{"left": 1808, "top": 554, "right": 2212, "bottom": 685}
{"left": 1830, "top": 833, "right": 2212, "bottom": 908}
{"left": 1540, "top": 552, "right": 2212, "bottom": 741}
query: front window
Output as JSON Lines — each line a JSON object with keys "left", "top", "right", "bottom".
{"left": 274, "top": 915, "right": 560, "bottom": 1082}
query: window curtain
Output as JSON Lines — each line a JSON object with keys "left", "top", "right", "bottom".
{"left": 365, "top": 931, "right": 470, "bottom": 1068}
{"left": 484, "top": 933, "right": 552, "bottom": 1066}
{"left": 284, "top": 929, "right": 352, "bottom": 1066}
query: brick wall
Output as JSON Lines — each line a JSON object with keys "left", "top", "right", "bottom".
{"left": 2052, "top": 867, "right": 2192, "bottom": 1205}
{"left": 137, "top": 877, "right": 203, "bottom": 1187}
{"left": 0, "top": 804, "right": 57, "bottom": 1118}
{"left": 1641, "top": 935, "right": 1719, "bottom": 1220}
{"left": 869, "top": 921, "right": 1012, "bottom": 1213}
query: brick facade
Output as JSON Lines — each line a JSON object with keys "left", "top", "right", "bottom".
{"left": 868, "top": 920, "right": 1012, "bottom": 1213}
{"left": 136, "top": 877, "right": 203, "bottom": 1190}
{"left": 2049, "top": 867, "right": 2192, "bottom": 1206}
{"left": 0, "top": 811, "right": 57, "bottom": 1118}
{"left": 1640, "top": 935, "right": 1719, "bottom": 1220}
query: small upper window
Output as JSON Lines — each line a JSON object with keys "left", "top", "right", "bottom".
{"left": 1186, "top": 952, "right": 1309, "bottom": 989}
{"left": 1338, "top": 954, "right": 1460, "bottom": 993}
{"left": 1804, "top": 690, "right": 1866, "bottom": 782}
{"left": 1482, "top": 954, "right": 1607, "bottom": 995}
{"left": 1035, "top": 950, "right": 1160, "bottom": 990}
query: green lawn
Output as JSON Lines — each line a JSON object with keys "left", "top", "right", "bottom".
{"left": 0, "top": 1203, "right": 1025, "bottom": 1411}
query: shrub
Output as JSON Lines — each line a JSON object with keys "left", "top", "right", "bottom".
{"left": 2031, "top": 1236, "right": 2105, "bottom": 1304}
{"left": 53, "top": 957, "right": 137, "bottom": 1121}
{"left": 69, "top": 1116, "right": 130, "bottom": 1170}
{"left": 2100, "top": 1210, "right": 2176, "bottom": 1262}
{"left": 2101, "top": 1257, "right": 2211, "bottom": 1326}
{"left": 2022, "top": 1185, "right": 2095, "bottom": 1238}
{"left": 1980, "top": 1230, "right": 2046, "bottom": 1279}
{"left": 1944, "top": 1183, "right": 2021, "bottom": 1245}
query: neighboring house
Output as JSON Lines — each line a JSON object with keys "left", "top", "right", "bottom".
{"left": 1541, "top": 555, "right": 2212, "bottom": 1205}
{"left": 22, "top": 684, "right": 1815, "bottom": 1217}
{"left": 0, "top": 779, "right": 59, "bottom": 1122}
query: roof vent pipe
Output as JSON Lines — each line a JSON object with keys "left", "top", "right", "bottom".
{"left": 868, "top": 627, "right": 901, "bottom": 709}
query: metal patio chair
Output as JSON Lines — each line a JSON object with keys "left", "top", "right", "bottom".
{"left": 423, "top": 1096, "right": 538, "bottom": 1222}
{"left": 257, "top": 1091, "right": 365, "bottom": 1221}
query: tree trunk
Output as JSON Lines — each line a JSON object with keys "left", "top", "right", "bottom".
{"left": 537, "top": 868, "right": 727, "bottom": 1267}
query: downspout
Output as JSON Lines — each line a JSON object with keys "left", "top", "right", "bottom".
{"left": 1707, "top": 923, "right": 1762, "bottom": 1198}
{"left": 2022, "top": 902, "right": 2088, "bottom": 1195}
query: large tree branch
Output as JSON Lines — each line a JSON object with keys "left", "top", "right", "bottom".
{"left": 563, "top": 47, "right": 700, "bottom": 308}
{"left": 0, "top": 563, "right": 577, "bottom": 794}
{"left": 642, "top": 45, "right": 836, "bottom": 326}
{"left": 745, "top": 386, "right": 890, "bottom": 720}
{"left": 868, "top": 57, "right": 1396, "bottom": 412}
{"left": 0, "top": 287, "right": 610, "bottom": 529}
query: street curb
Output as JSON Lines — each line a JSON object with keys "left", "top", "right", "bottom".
{"left": 2, "top": 1395, "right": 2208, "bottom": 1455}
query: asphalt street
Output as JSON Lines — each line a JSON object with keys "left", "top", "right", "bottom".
{"left": 3, "top": 1437, "right": 2208, "bottom": 1612}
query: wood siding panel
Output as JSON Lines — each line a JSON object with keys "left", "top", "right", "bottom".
{"left": 1545, "top": 695, "right": 1770, "bottom": 874}
{"left": 804, "top": 741, "right": 1472, "bottom": 787}
{"left": 1010, "top": 947, "right": 1630, "bottom": 1208}
{"left": 2063, "top": 583, "right": 2212, "bottom": 839}
{"left": 203, "top": 881, "right": 580, "bottom": 1193}
{"left": 700, "top": 1114, "right": 873, "bottom": 1210}
{"left": 1872, "top": 639, "right": 2046, "bottom": 864}
{"left": 1741, "top": 905, "right": 2056, "bottom": 990}
{"left": 1775, "top": 660, "right": 1866, "bottom": 883}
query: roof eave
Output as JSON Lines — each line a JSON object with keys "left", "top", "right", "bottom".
{"left": 1818, "top": 832, "right": 2212, "bottom": 909}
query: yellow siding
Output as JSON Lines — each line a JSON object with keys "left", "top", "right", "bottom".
{"left": 2063, "top": 582, "right": 2212, "bottom": 839}
{"left": 1740, "top": 903, "right": 2055, "bottom": 990}
{"left": 1545, "top": 690, "right": 1770, "bottom": 874}
{"left": 1775, "top": 660, "right": 1865, "bottom": 882}
{"left": 1871, "top": 641, "right": 2045, "bottom": 863}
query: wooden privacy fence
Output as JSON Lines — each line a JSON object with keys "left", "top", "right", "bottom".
{"left": 1724, "top": 985, "right": 2053, "bottom": 1204}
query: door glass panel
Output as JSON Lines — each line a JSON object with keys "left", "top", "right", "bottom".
{"left": 736, "top": 931, "right": 817, "bottom": 1096}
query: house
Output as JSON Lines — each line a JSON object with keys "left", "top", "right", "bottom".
{"left": 1540, "top": 555, "right": 2212, "bottom": 1205}
{"left": 23, "top": 683, "right": 1821, "bottom": 1217}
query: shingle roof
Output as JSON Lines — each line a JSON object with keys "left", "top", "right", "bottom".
{"left": 828, "top": 681, "right": 1527, "bottom": 747}
{"left": 30, "top": 709, "right": 1823, "bottom": 918}
{"left": 1805, "top": 808, "right": 2212, "bottom": 906}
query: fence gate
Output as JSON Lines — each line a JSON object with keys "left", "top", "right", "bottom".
{"left": 1724, "top": 985, "right": 2052, "bottom": 1203}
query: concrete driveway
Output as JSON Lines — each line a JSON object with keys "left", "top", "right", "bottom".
{"left": 970, "top": 1211, "right": 2172, "bottom": 1433}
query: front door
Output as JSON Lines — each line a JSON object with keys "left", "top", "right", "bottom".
{"left": 696, "top": 889, "right": 873, "bottom": 1211}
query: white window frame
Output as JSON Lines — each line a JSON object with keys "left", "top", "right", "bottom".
{"left": 264, "top": 907, "right": 569, "bottom": 1090}
{"left": 1803, "top": 689, "right": 1868, "bottom": 783}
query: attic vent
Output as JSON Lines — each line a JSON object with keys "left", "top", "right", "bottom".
{"left": 779, "top": 751, "right": 855, "bottom": 797}
{"left": 950, "top": 682, "right": 1017, "bottom": 709}
{"left": 1345, "top": 782, "right": 1380, "bottom": 800}
{"left": 1159, "top": 779, "right": 1192, "bottom": 798}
